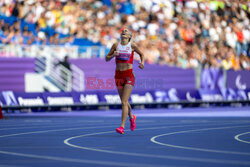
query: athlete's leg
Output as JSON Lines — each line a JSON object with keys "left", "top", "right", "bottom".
{"left": 127, "top": 103, "right": 133, "bottom": 119}
{"left": 120, "top": 84, "right": 133, "bottom": 128}
{"left": 117, "top": 88, "right": 133, "bottom": 119}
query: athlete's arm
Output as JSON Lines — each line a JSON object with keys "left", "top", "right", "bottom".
{"left": 132, "top": 43, "right": 144, "bottom": 69}
{"left": 105, "top": 43, "right": 118, "bottom": 62}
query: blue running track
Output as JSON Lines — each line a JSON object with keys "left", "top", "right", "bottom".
{"left": 0, "top": 107, "right": 250, "bottom": 167}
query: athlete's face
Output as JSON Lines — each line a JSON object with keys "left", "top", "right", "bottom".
{"left": 121, "top": 29, "right": 131, "bottom": 39}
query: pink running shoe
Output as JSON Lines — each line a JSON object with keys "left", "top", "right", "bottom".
{"left": 116, "top": 126, "right": 124, "bottom": 134}
{"left": 130, "top": 115, "right": 136, "bottom": 131}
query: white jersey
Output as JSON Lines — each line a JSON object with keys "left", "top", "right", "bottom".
{"left": 116, "top": 41, "right": 134, "bottom": 63}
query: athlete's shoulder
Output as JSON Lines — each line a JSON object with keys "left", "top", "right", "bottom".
{"left": 131, "top": 42, "right": 138, "bottom": 49}
{"left": 113, "top": 42, "right": 119, "bottom": 48}
{"left": 111, "top": 42, "right": 119, "bottom": 49}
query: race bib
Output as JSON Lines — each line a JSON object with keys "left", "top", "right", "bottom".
{"left": 116, "top": 53, "right": 130, "bottom": 61}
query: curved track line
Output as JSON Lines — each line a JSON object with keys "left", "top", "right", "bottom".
{"left": 0, "top": 121, "right": 115, "bottom": 129}
{"left": 0, "top": 121, "right": 216, "bottom": 138}
{"left": 151, "top": 125, "right": 250, "bottom": 156}
{"left": 0, "top": 122, "right": 120, "bottom": 131}
{"left": 0, "top": 120, "right": 198, "bottom": 130}
{"left": 235, "top": 132, "right": 250, "bottom": 144}
{"left": 64, "top": 124, "right": 250, "bottom": 165}
{"left": 0, "top": 150, "right": 169, "bottom": 167}
{"left": 1, "top": 121, "right": 250, "bottom": 166}
{"left": 0, "top": 124, "right": 187, "bottom": 167}
{"left": 0, "top": 125, "right": 115, "bottom": 138}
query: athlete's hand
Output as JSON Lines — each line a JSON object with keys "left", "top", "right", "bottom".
{"left": 114, "top": 51, "right": 119, "bottom": 57}
{"left": 139, "top": 62, "right": 144, "bottom": 69}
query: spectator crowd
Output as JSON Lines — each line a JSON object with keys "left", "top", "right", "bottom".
{"left": 0, "top": 0, "right": 249, "bottom": 70}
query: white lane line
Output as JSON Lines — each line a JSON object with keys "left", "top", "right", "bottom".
{"left": 0, "top": 124, "right": 86, "bottom": 131}
{"left": 64, "top": 124, "right": 250, "bottom": 165}
{"left": 0, "top": 125, "right": 116, "bottom": 138}
{"left": 0, "top": 120, "right": 168, "bottom": 132}
{"left": 0, "top": 121, "right": 112, "bottom": 129}
{"left": 0, "top": 124, "right": 185, "bottom": 167}
{"left": 0, "top": 121, "right": 214, "bottom": 137}
{"left": 23, "top": 120, "right": 52, "bottom": 123}
{"left": 0, "top": 150, "right": 170, "bottom": 167}
{"left": 1, "top": 119, "right": 249, "bottom": 128}
{"left": 0, "top": 122, "right": 117, "bottom": 131}
{"left": 151, "top": 125, "right": 250, "bottom": 156}
{"left": 0, "top": 122, "right": 79, "bottom": 128}
{"left": 235, "top": 132, "right": 250, "bottom": 144}
{"left": 1, "top": 121, "right": 249, "bottom": 166}
{"left": 0, "top": 165, "right": 25, "bottom": 167}
{"left": 0, "top": 120, "right": 197, "bottom": 130}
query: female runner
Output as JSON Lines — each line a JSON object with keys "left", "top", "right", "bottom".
{"left": 105, "top": 28, "right": 145, "bottom": 134}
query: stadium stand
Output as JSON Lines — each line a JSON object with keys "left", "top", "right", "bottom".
{"left": 0, "top": 0, "right": 249, "bottom": 68}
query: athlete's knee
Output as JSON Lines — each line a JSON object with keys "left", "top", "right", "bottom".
{"left": 121, "top": 100, "right": 128, "bottom": 106}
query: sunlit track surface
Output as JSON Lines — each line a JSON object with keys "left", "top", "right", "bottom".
{"left": 1, "top": 108, "right": 250, "bottom": 167}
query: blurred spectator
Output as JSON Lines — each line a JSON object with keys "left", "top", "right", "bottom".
{"left": 55, "top": 55, "right": 72, "bottom": 89}
{"left": 55, "top": 55, "right": 71, "bottom": 71}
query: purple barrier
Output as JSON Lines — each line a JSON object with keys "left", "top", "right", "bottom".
{"left": 226, "top": 70, "right": 250, "bottom": 89}
{"left": 42, "top": 92, "right": 74, "bottom": 105}
{"left": 200, "top": 68, "right": 224, "bottom": 90}
{"left": 98, "top": 90, "right": 121, "bottom": 104}
{"left": 246, "top": 89, "right": 250, "bottom": 100}
{"left": 70, "top": 59, "right": 196, "bottom": 91}
{"left": 1, "top": 91, "right": 18, "bottom": 105}
{"left": 0, "top": 91, "right": 45, "bottom": 106}
{"left": 0, "top": 57, "right": 35, "bottom": 91}
{"left": 220, "top": 88, "right": 249, "bottom": 100}
{"left": 176, "top": 89, "right": 201, "bottom": 101}
{"left": 0, "top": 93, "right": 4, "bottom": 105}
{"left": 1, "top": 89, "right": 249, "bottom": 106}
{"left": 152, "top": 89, "right": 201, "bottom": 102}
{"left": 72, "top": 91, "right": 102, "bottom": 104}
{"left": 14, "top": 92, "right": 44, "bottom": 106}
{"left": 199, "top": 89, "right": 223, "bottom": 101}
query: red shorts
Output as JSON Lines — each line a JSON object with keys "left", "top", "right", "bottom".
{"left": 115, "top": 69, "right": 135, "bottom": 88}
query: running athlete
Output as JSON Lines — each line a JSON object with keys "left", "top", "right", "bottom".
{"left": 105, "top": 29, "right": 145, "bottom": 134}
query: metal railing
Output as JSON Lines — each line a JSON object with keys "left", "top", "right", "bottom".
{"left": 35, "top": 57, "right": 46, "bottom": 73}
{"left": 0, "top": 44, "right": 86, "bottom": 92}
{"left": 48, "top": 59, "right": 71, "bottom": 91}
{"left": 0, "top": 44, "right": 79, "bottom": 58}
{"left": 0, "top": 44, "right": 108, "bottom": 59}
{"left": 71, "top": 65, "right": 84, "bottom": 91}
{"left": 36, "top": 56, "right": 85, "bottom": 92}
{"left": 78, "top": 46, "right": 109, "bottom": 58}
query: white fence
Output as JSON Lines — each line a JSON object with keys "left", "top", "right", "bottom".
{"left": 35, "top": 53, "right": 84, "bottom": 92}
{"left": 0, "top": 44, "right": 88, "bottom": 92}
{"left": 0, "top": 44, "right": 108, "bottom": 59}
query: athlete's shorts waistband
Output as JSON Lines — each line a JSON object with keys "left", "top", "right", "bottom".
{"left": 115, "top": 69, "right": 133, "bottom": 78}
{"left": 115, "top": 69, "right": 135, "bottom": 87}
{"left": 115, "top": 69, "right": 133, "bottom": 73}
